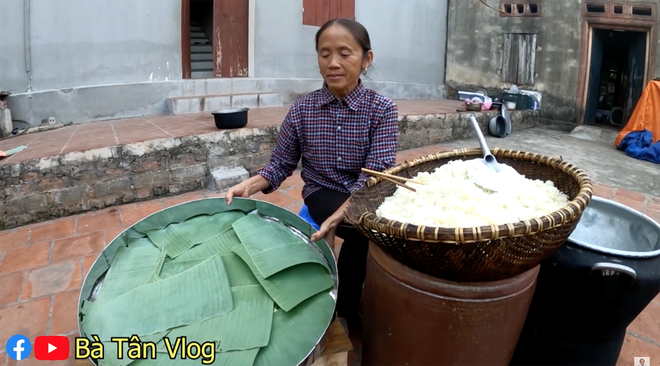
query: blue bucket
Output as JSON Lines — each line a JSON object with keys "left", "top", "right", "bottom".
{"left": 298, "top": 204, "right": 320, "bottom": 230}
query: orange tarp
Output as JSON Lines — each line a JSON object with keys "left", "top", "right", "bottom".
{"left": 615, "top": 80, "right": 660, "bottom": 147}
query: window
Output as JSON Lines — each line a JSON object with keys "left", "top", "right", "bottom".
{"left": 501, "top": 33, "right": 537, "bottom": 85}
{"left": 585, "top": 3, "right": 606, "bottom": 13}
{"left": 302, "top": 0, "right": 355, "bottom": 27}
{"left": 583, "top": 2, "right": 655, "bottom": 18}
{"left": 500, "top": 1, "right": 541, "bottom": 17}
{"left": 632, "top": 6, "right": 653, "bottom": 16}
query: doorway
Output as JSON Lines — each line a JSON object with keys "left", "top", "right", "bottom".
{"left": 584, "top": 29, "right": 647, "bottom": 129}
{"left": 181, "top": 0, "right": 249, "bottom": 79}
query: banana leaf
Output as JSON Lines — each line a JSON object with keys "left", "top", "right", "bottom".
{"left": 253, "top": 292, "right": 335, "bottom": 366}
{"left": 95, "top": 246, "right": 163, "bottom": 301}
{"left": 171, "top": 229, "right": 241, "bottom": 262}
{"left": 232, "top": 244, "right": 334, "bottom": 312}
{"left": 157, "top": 285, "right": 273, "bottom": 353}
{"left": 83, "top": 254, "right": 233, "bottom": 341}
{"left": 222, "top": 254, "right": 260, "bottom": 287}
{"left": 232, "top": 214, "right": 329, "bottom": 278}
{"left": 99, "top": 330, "right": 170, "bottom": 366}
{"left": 128, "top": 348, "right": 259, "bottom": 366}
{"left": 146, "top": 211, "right": 245, "bottom": 258}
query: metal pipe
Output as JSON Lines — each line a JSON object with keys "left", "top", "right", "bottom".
{"left": 24, "top": 0, "right": 32, "bottom": 86}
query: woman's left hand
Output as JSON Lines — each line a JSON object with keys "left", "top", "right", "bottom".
{"left": 311, "top": 216, "right": 340, "bottom": 248}
{"left": 310, "top": 201, "right": 349, "bottom": 247}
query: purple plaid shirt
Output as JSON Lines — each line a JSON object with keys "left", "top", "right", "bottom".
{"left": 257, "top": 80, "right": 399, "bottom": 199}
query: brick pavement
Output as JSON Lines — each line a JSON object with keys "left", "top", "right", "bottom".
{"left": 0, "top": 143, "right": 659, "bottom": 365}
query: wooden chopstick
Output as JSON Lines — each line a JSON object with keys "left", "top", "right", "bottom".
{"left": 361, "top": 168, "right": 421, "bottom": 192}
{"left": 376, "top": 175, "right": 417, "bottom": 192}
{"left": 361, "top": 168, "right": 427, "bottom": 185}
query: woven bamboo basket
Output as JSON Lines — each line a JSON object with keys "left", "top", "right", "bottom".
{"left": 345, "top": 148, "right": 594, "bottom": 282}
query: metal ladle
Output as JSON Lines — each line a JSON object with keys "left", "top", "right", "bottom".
{"left": 469, "top": 115, "right": 502, "bottom": 173}
{"left": 467, "top": 115, "right": 509, "bottom": 192}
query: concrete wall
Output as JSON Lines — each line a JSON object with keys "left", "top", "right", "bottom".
{"left": 445, "top": 0, "right": 660, "bottom": 124}
{"left": 4, "top": 0, "right": 448, "bottom": 126}
{"left": 6, "top": 0, "right": 181, "bottom": 92}
{"left": 3, "top": 0, "right": 182, "bottom": 124}
{"left": 253, "top": 0, "right": 448, "bottom": 85}
{"left": 445, "top": 0, "right": 581, "bottom": 122}
{"left": 1, "top": 0, "right": 29, "bottom": 93}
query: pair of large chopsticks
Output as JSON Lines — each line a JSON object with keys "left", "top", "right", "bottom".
{"left": 361, "top": 168, "right": 426, "bottom": 192}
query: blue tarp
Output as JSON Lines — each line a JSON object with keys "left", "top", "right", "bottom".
{"left": 617, "top": 129, "right": 660, "bottom": 164}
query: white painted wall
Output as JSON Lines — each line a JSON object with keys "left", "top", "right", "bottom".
{"left": 253, "top": 0, "right": 448, "bottom": 85}
{"left": 2, "top": 0, "right": 182, "bottom": 94}
{"left": 1, "top": 0, "right": 29, "bottom": 92}
{"left": 2, "top": 0, "right": 447, "bottom": 125}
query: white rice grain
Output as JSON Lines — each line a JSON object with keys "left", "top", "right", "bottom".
{"left": 375, "top": 159, "right": 570, "bottom": 228}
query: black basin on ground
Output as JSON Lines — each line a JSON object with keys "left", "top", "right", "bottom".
{"left": 510, "top": 196, "right": 660, "bottom": 366}
{"left": 212, "top": 108, "right": 249, "bottom": 129}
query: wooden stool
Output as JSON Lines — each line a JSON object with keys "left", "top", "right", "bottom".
{"left": 309, "top": 318, "right": 354, "bottom": 366}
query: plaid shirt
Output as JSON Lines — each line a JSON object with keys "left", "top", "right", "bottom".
{"left": 257, "top": 80, "right": 399, "bottom": 199}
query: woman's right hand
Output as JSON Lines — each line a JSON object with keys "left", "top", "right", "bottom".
{"left": 224, "top": 175, "right": 270, "bottom": 206}
{"left": 224, "top": 182, "right": 252, "bottom": 206}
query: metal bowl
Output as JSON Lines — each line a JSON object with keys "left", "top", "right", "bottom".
{"left": 568, "top": 196, "right": 660, "bottom": 258}
{"left": 78, "top": 197, "right": 337, "bottom": 366}
{"left": 465, "top": 102, "right": 482, "bottom": 112}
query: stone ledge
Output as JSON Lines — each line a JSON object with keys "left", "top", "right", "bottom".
{"left": 0, "top": 110, "right": 538, "bottom": 230}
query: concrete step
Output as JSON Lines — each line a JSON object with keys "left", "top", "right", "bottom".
{"left": 191, "top": 53, "right": 213, "bottom": 61}
{"left": 191, "top": 70, "right": 214, "bottom": 79}
{"left": 191, "top": 31, "right": 206, "bottom": 38}
{"left": 190, "top": 25, "right": 203, "bottom": 32}
{"left": 166, "top": 93, "right": 284, "bottom": 114}
{"left": 192, "top": 61, "right": 213, "bottom": 71}
{"left": 191, "top": 45, "right": 212, "bottom": 52}
{"left": 191, "top": 38, "right": 210, "bottom": 45}
{"left": 207, "top": 166, "right": 250, "bottom": 192}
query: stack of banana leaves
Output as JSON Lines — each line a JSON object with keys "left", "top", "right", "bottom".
{"left": 79, "top": 202, "right": 336, "bottom": 366}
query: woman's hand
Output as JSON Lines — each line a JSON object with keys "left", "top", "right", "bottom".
{"left": 224, "top": 183, "right": 251, "bottom": 205}
{"left": 310, "top": 201, "right": 350, "bottom": 248}
{"left": 225, "top": 175, "right": 270, "bottom": 205}
{"left": 0, "top": 151, "right": 6, "bottom": 158}
{"left": 311, "top": 215, "right": 341, "bottom": 248}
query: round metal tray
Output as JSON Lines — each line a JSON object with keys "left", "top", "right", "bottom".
{"left": 77, "top": 197, "right": 338, "bottom": 366}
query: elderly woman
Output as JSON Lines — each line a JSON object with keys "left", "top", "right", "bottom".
{"left": 225, "top": 18, "right": 398, "bottom": 333}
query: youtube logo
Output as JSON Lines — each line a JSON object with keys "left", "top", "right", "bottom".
{"left": 34, "top": 336, "right": 69, "bottom": 361}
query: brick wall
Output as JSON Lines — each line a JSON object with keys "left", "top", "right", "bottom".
{"left": 0, "top": 111, "right": 538, "bottom": 230}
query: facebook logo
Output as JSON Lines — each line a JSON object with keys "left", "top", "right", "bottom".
{"left": 6, "top": 334, "right": 32, "bottom": 361}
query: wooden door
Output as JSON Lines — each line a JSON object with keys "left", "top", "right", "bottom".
{"left": 213, "top": 0, "right": 249, "bottom": 77}
{"left": 584, "top": 29, "right": 604, "bottom": 125}
{"left": 181, "top": 0, "right": 192, "bottom": 79}
{"left": 623, "top": 31, "right": 647, "bottom": 123}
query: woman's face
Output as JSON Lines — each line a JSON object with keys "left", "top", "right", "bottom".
{"left": 317, "top": 25, "right": 373, "bottom": 98}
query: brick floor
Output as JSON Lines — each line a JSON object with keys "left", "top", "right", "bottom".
{"left": 0, "top": 143, "right": 659, "bottom": 365}
{"left": 0, "top": 99, "right": 467, "bottom": 165}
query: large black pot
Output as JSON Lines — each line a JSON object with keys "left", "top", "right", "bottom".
{"left": 510, "top": 196, "right": 660, "bottom": 366}
{"left": 212, "top": 108, "right": 248, "bottom": 129}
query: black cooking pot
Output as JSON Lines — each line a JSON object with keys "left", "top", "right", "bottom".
{"left": 212, "top": 108, "right": 249, "bottom": 129}
{"left": 510, "top": 196, "right": 660, "bottom": 366}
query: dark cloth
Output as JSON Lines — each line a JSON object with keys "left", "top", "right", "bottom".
{"left": 304, "top": 188, "right": 368, "bottom": 327}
